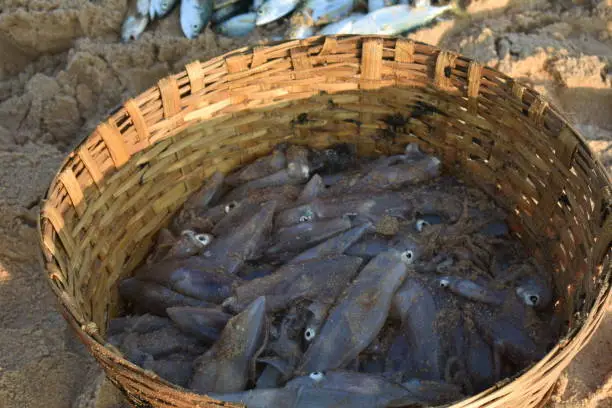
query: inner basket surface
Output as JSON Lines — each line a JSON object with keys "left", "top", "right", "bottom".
{"left": 38, "top": 35, "right": 611, "bottom": 408}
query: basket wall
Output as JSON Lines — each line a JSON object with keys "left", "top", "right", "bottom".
{"left": 39, "top": 36, "right": 611, "bottom": 408}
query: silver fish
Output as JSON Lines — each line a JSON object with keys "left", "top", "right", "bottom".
{"left": 294, "top": 0, "right": 355, "bottom": 26}
{"left": 228, "top": 255, "right": 363, "bottom": 313}
{"left": 218, "top": 12, "right": 257, "bottom": 36}
{"left": 167, "top": 306, "right": 232, "bottom": 343}
{"left": 225, "top": 149, "right": 287, "bottom": 186}
{"left": 368, "top": 0, "right": 395, "bottom": 12}
{"left": 286, "top": 24, "right": 316, "bottom": 40}
{"left": 255, "top": 0, "right": 301, "bottom": 26}
{"left": 318, "top": 13, "right": 365, "bottom": 35}
{"left": 350, "top": 3, "right": 456, "bottom": 35}
{"left": 190, "top": 297, "right": 267, "bottom": 394}
{"left": 121, "top": 0, "right": 150, "bottom": 42}
{"left": 149, "top": 0, "right": 178, "bottom": 19}
{"left": 180, "top": 0, "right": 214, "bottom": 39}
{"left": 118, "top": 278, "right": 215, "bottom": 316}
{"left": 298, "top": 250, "right": 409, "bottom": 373}
{"left": 288, "top": 222, "right": 372, "bottom": 263}
{"left": 211, "top": 0, "right": 251, "bottom": 24}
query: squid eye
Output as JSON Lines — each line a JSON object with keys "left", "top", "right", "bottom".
{"left": 195, "top": 233, "right": 212, "bottom": 246}
{"left": 416, "top": 219, "right": 430, "bottom": 232}
{"left": 401, "top": 250, "right": 414, "bottom": 264}
{"left": 224, "top": 201, "right": 238, "bottom": 213}
{"left": 309, "top": 372, "right": 325, "bottom": 382}
{"left": 304, "top": 327, "right": 316, "bottom": 341}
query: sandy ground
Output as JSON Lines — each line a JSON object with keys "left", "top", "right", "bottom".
{"left": 0, "top": 0, "right": 610, "bottom": 407}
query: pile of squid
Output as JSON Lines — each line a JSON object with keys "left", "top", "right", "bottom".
{"left": 109, "top": 142, "right": 557, "bottom": 407}
{"left": 122, "top": 0, "right": 460, "bottom": 42}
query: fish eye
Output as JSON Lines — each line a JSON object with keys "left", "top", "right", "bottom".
{"left": 304, "top": 327, "right": 316, "bottom": 341}
{"left": 309, "top": 372, "right": 325, "bottom": 382}
{"left": 299, "top": 214, "right": 312, "bottom": 223}
{"left": 439, "top": 278, "right": 450, "bottom": 288}
{"left": 195, "top": 233, "right": 212, "bottom": 246}
{"left": 224, "top": 201, "right": 238, "bottom": 213}
{"left": 401, "top": 250, "right": 414, "bottom": 264}
{"left": 257, "top": 8, "right": 264, "bottom": 15}
{"left": 529, "top": 295, "right": 540, "bottom": 306}
{"left": 192, "top": 23, "right": 201, "bottom": 31}
{"left": 162, "top": 1, "right": 168, "bottom": 8}
{"left": 416, "top": 219, "right": 430, "bottom": 232}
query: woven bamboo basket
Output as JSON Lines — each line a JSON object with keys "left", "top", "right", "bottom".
{"left": 38, "top": 35, "right": 611, "bottom": 408}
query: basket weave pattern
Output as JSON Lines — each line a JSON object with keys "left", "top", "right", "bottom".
{"left": 38, "top": 36, "right": 611, "bottom": 408}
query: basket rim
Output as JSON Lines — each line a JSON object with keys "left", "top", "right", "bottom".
{"left": 36, "top": 35, "right": 612, "bottom": 408}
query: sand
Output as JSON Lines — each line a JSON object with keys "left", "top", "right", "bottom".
{"left": 0, "top": 0, "right": 609, "bottom": 407}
